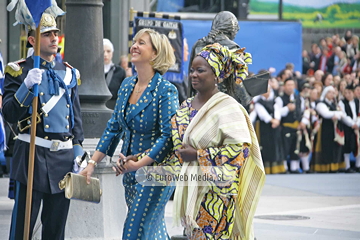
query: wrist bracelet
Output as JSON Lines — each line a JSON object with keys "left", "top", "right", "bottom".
{"left": 88, "top": 159, "right": 97, "bottom": 167}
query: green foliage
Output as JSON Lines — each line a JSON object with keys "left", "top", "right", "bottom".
{"left": 249, "top": 1, "right": 360, "bottom": 28}
{"left": 249, "top": 1, "right": 278, "bottom": 13}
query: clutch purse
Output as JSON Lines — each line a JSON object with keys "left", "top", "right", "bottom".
{"left": 58, "top": 172, "right": 102, "bottom": 203}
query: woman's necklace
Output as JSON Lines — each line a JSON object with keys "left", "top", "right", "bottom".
{"left": 134, "top": 85, "right": 144, "bottom": 94}
{"left": 135, "top": 76, "right": 152, "bottom": 94}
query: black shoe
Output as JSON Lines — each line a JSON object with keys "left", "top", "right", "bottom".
{"left": 290, "top": 169, "right": 301, "bottom": 174}
{"left": 305, "top": 170, "right": 314, "bottom": 174}
{"left": 356, "top": 167, "right": 360, "bottom": 173}
{"left": 345, "top": 168, "right": 356, "bottom": 173}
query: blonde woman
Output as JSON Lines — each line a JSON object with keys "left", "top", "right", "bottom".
{"left": 81, "top": 28, "right": 179, "bottom": 239}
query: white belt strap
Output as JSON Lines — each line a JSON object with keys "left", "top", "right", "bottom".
{"left": 17, "top": 133, "right": 73, "bottom": 151}
{"left": 41, "top": 88, "right": 65, "bottom": 114}
{"left": 41, "top": 67, "right": 72, "bottom": 114}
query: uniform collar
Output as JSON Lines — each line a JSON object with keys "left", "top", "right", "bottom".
{"left": 31, "top": 55, "right": 56, "bottom": 69}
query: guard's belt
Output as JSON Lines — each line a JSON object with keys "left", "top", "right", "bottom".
{"left": 17, "top": 133, "right": 73, "bottom": 151}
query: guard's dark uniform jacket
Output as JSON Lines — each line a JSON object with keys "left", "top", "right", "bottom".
{"left": 3, "top": 56, "right": 84, "bottom": 194}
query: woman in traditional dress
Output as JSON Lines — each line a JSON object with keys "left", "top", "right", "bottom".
{"left": 254, "top": 86, "right": 285, "bottom": 174}
{"left": 167, "top": 43, "right": 265, "bottom": 240}
{"left": 81, "top": 28, "right": 179, "bottom": 239}
{"left": 311, "top": 86, "right": 345, "bottom": 172}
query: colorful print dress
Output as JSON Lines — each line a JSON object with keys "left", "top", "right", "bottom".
{"left": 167, "top": 97, "right": 250, "bottom": 240}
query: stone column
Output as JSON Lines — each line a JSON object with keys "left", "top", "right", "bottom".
{"left": 64, "top": 0, "right": 112, "bottom": 138}
{"left": 63, "top": 1, "right": 126, "bottom": 238}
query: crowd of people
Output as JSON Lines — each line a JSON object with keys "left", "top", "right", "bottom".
{"left": 249, "top": 30, "right": 360, "bottom": 174}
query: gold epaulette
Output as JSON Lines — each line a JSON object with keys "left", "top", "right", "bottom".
{"left": 5, "top": 59, "right": 26, "bottom": 77}
{"left": 64, "top": 62, "right": 81, "bottom": 85}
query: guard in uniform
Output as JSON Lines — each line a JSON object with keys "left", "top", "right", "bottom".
{"left": 3, "top": 14, "right": 84, "bottom": 239}
{"left": 275, "top": 78, "right": 306, "bottom": 173}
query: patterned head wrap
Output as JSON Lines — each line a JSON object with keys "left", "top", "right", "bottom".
{"left": 197, "top": 43, "right": 252, "bottom": 84}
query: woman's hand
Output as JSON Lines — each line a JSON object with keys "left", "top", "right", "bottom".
{"left": 79, "top": 164, "right": 95, "bottom": 184}
{"left": 112, "top": 153, "right": 140, "bottom": 176}
{"left": 177, "top": 144, "right": 197, "bottom": 162}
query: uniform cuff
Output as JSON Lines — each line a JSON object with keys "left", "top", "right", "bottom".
{"left": 73, "top": 144, "right": 84, "bottom": 158}
{"left": 14, "top": 83, "right": 34, "bottom": 107}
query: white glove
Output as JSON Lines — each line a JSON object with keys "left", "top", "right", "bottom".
{"left": 24, "top": 68, "right": 43, "bottom": 89}
{"left": 72, "top": 156, "right": 88, "bottom": 174}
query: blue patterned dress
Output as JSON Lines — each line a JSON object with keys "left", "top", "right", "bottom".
{"left": 96, "top": 72, "right": 179, "bottom": 240}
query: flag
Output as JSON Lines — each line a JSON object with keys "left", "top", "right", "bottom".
{"left": 7, "top": 0, "right": 64, "bottom": 28}
{"left": 25, "top": 0, "right": 52, "bottom": 27}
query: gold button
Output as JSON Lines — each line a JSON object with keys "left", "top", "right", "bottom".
{"left": 66, "top": 125, "right": 69, "bottom": 129}
{"left": 66, "top": 104, "right": 70, "bottom": 108}
{"left": 40, "top": 92, "right": 44, "bottom": 96}
{"left": 44, "top": 113, "right": 48, "bottom": 117}
{"left": 42, "top": 103, "right": 46, "bottom": 106}
{"left": 65, "top": 136, "right": 69, "bottom": 139}
{"left": 45, "top": 125, "right": 49, "bottom": 128}
{"left": 66, "top": 115, "right": 69, "bottom": 119}
{"left": 44, "top": 136, "right": 48, "bottom": 139}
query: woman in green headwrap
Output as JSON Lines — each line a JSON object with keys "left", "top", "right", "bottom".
{"left": 166, "top": 43, "right": 265, "bottom": 240}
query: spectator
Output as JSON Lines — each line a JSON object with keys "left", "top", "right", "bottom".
{"left": 310, "top": 45, "right": 322, "bottom": 71}
{"left": 311, "top": 86, "right": 344, "bottom": 173}
{"left": 327, "top": 46, "right": 342, "bottom": 76}
{"left": 119, "top": 54, "right": 133, "bottom": 77}
{"left": 313, "top": 81, "right": 324, "bottom": 97}
{"left": 354, "top": 85, "right": 360, "bottom": 99}
{"left": 318, "top": 47, "right": 329, "bottom": 72}
{"left": 337, "top": 79, "right": 348, "bottom": 101}
{"left": 254, "top": 85, "right": 284, "bottom": 174}
{"left": 103, "top": 38, "right": 126, "bottom": 110}
{"left": 351, "top": 52, "right": 360, "bottom": 73}
{"left": 338, "top": 85, "right": 358, "bottom": 173}
{"left": 338, "top": 51, "right": 348, "bottom": 75}
{"left": 314, "top": 70, "right": 324, "bottom": 82}
{"left": 321, "top": 73, "right": 334, "bottom": 87}
{"left": 333, "top": 75, "right": 341, "bottom": 87}
{"left": 302, "top": 50, "right": 311, "bottom": 75}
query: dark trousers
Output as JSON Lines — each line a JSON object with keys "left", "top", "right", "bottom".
{"left": 9, "top": 181, "right": 70, "bottom": 240}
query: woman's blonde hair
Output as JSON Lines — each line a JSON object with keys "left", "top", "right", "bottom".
{"left": 133, "top": 28, "right": 175, "bottom": 75}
